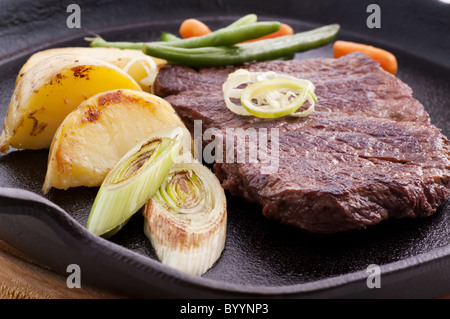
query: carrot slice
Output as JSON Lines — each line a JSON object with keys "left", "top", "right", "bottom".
{"left": 333, "top": 40, "right": 398, "bottom": 74}
{"left": 241, "top": 23, "right": 294, "bottom": 43}
{"left": 179, "top": 18, "right": 212, "bottom": 38}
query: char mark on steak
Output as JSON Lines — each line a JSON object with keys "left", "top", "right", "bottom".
{"left": 153, "top": 52, "right": 450, "bottom": 234}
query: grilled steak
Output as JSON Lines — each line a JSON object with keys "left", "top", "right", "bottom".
{"left": 153, "top": 52, "right": 450, "bottom": 234}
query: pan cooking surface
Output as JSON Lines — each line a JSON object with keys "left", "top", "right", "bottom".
{"left": 0, "top": 15, "right": 449, "bottom": 297}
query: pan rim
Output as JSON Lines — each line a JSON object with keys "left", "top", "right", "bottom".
{"left": 1, "top": 5, "right": 450, "bottom": 298}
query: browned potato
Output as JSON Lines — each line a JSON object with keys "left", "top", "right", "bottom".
{"left": 43, "top": 89, "right": 190, "bottom": 193}
{"left": 16, "top": 46, "right": 166, "bottom": 91}
{"left": 0, "top": 54, "right": 142, "bottom": 153}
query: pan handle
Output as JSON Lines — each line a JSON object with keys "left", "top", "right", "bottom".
{"left": 0, "top": 187, "right": 183, "bottom": 298}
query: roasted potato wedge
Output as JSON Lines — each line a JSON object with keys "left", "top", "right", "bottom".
{"left": 15, "top": 47, "right": 166, "bottom": 91}
{"left": 43, "top": 89, "right": 190, "bottom": 193}
{"left": 0, "top": 54, "right": 142, "bottom": 153}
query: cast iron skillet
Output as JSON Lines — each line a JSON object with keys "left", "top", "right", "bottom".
{"left": 0, "top": 0, "right": 449, "bottom": 298}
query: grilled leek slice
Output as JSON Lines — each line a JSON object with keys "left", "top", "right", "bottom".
{"left": 143, "top": 160, "right": 227, "bottom": 276}
{"left": 86, "top": 126, "right": 188, "bottom": 237}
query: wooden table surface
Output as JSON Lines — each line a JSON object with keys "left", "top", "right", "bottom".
{"left": 1, "top": 239, "right": 449, "bottom": 299}
{"left": 0, "top": 240, "right": 127, "bottom": 299}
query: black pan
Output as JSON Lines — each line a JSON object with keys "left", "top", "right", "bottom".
{"left": 0, "top": 0, "right": 449, "bottom": 298}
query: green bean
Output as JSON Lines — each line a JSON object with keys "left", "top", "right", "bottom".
{"left": 225, "top": 14, "right": 257, "bottom": 28}
{"left": 168, "top": 21, "right": 282, "bottom": 47}
{"left": 160, "top": 14, "right": 258, "bottom": 42}
{"left": 143, "top": 24, "right": 340, "bottom": 68}
{"left": 91, "top": 21, "right": 281, "bottom": 50}
{"left": 89, "top": 37, "right": 144, "bottom": 50}
{"left": 161, "top": 32, "right": 180, "bottom": 42}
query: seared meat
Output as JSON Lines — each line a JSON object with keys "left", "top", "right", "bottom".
{"left": 153, "top": 52, "right": 450, "bottom": 234}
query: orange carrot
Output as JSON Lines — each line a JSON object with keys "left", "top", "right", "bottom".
{"left": 241, "top": 23, "right": 294, "bottom": 43}
{"left": 179, "top": 18, "right": 212, "bottom": 39}
{"left": 333, "top": 40, "right": 398, "bottom": 74}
